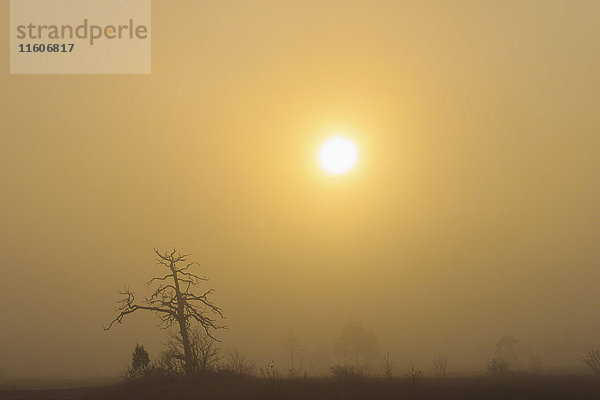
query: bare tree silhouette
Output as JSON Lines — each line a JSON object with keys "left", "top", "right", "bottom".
{"left": 105, "top": 248, "right": 225, "bottom": 375}
{"left": 495, "top": 336, "right": 520, "bottom": 370}
{"left": 282, "top": 330, "right": 305, "bottom": 376}
{"left": 383, "top": 351, "right": 393, "bottom": 379}
{"left": 580, "top": 346, "right": 600, "bottom": 376}
{"left": 432, "top": 353, "right": 449, "bottom": 378}
{"left": 333, "top": 321, "right": 378, "bottom": 372}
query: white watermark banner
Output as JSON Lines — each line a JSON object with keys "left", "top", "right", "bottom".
{"left": 10, "top": 0, "right": 151, "bottom": 74}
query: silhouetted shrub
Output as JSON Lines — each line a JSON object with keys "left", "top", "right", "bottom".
{"left": 487, "top": 357, "right": 510, "bottom": 376}
{"left": 259, "top": 360, "right": 280, "bottom": 380}
{"left": 330, "top": 364, "right": 368, "bottom": 379}
{"left": 122, "top": 344, "right": 152, "bottom": 384}
{"left": 164, "top": 328, "right": 220, "bottom": 376}
{"left": 221, "top": 348, "right": 256, "bottom": 376}
{"left": 132, "top": 344, "right": 150, "bottom": 370}
{"left": 406, "top": 363, "right": 424, "bottom": 384}
{"left": 154, "top": 347, "right": 182, "bottom": 377}
{"left": 494, "top": 336, "right": 520, "bottom": 370}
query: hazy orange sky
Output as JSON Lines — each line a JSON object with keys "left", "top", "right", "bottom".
{"left": 1, "top": 0, "right": 599, "bottom": 379}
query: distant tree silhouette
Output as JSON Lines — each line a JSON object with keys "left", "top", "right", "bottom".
{"left": 333, "top": 321, "right": 378, "bottom": 370}
{"left": 487, "top": 357, "right": 510, "bottom": 376}
{"left": 105, "top": 248, "right": 225, "bottom": 376}
{"left": 383, "top": 351, "right": 393, "bottom": 379}
{"left": 495, "top": 336, "right": 520, "bottom": 370}
{"left": 282, "top": 330, "right": 305, "bottom": 376}
{"left": 580, "top": 346, "right": 600, "bottom": 376}
{"left": 432, "top": 353, "right": 449, "bottom": 378}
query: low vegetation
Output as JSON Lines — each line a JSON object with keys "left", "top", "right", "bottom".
{"left": 3, "top": 375, "right": 600, "bottom": 400}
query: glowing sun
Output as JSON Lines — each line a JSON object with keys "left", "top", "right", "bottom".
{"left": 318, "top": 136, "right": 358, "bottom": 174}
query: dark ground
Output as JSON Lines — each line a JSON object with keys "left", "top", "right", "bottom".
{"left": 2, "top": 375, "right": 600, "bottom": 400}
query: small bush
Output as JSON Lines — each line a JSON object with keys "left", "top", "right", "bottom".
{"left": 122, "top": 344, "right": 152, "bottom": 384}
{"left": 259, "top": 361, "right": 280, "bottom": 380}
{"left": 330, "top": 364, "right": 368, "bottom": 379}
{"left": 131, "top": 344, "right": 150, "bottom": 370}
{"left": 487, "top": 357, "right": 510, "bottom": 376}
{"left": 161, "top": 329, "right": 221, "bottom": 376}
{"left": 221, "top": 348, "right": 256, "bottom": 376}
{"left": 406, "top": 363, "right": 424, "bottom": 384}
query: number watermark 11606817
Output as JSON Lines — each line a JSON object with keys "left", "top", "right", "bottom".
{"left": 19, "top": 44, "right": 75, "bottom": 53}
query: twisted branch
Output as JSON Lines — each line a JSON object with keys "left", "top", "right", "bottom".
{"left": 104, "top": 248, "right": 226, "bottom": 339}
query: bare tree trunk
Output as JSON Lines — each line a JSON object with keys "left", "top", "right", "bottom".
{"left": 171, "top": 261, "right": 193, "bottom": 375}
{"left": 177, "top": 317, "right": 193, "bottom": 375}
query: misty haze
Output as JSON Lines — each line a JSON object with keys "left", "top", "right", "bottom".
{"left": 2, "top": 1, "right": 600, "bottom": 399}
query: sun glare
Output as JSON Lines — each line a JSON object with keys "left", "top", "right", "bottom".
{"left": 318, "top": 136, "right": 358, "bottom": 174}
